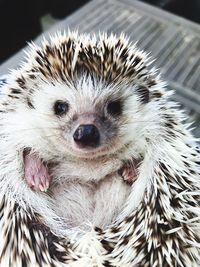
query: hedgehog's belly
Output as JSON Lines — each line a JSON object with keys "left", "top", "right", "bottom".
{"left": 50, "top": 174, "right": 131, "bottom": 230}
{"left": 50, "top": 181, "right": 95, "bottom": 229}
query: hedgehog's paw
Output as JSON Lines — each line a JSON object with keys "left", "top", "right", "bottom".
{"left": 24, "top": 153, "right": 51, "bottom": 192}
{"left": 118, "top": 161, "right": 138, "bottom": 185}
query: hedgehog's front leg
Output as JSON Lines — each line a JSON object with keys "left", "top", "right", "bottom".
{"left": 24, "top": 153, "right": 51, "bottom": 192}
{"left": 119, "top": 160, "right": 139, "bottom": 185}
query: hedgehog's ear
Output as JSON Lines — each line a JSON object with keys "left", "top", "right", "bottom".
{"left": 135, "top": 85, "right": 149, "bottom": 104}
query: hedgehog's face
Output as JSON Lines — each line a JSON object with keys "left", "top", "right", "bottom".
{"left": 15, "top": 74, "right": 148, "bottom": 161}
{"left": 1, "top": 33, "right": 162, "bottom": 163}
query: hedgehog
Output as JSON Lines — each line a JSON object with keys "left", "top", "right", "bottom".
{"left": 0, "top": 31, "right": 200, "bottom": 267}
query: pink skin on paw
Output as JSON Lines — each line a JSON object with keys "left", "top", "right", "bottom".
{"left": 119, "top": 160, "right": 139, "bottom": 185}
{"left": 24, "top": 153, "right": 51, "bottom": 192}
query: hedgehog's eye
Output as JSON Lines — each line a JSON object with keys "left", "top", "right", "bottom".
{"left": 54, "top": 101, "right": 69, "bottom": 116}
{"left": 107, "top": 100, "right": 122, "bottom": 116}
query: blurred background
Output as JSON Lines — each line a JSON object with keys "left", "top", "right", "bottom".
{"left": 0, "top": 0, "right": 200, "bottom": 63}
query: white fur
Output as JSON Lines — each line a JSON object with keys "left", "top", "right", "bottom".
{"left": 1, "top": 32, "right": 200, "bottom": 266}
{"left": 0, "top": 73, "right": 156, "bottom": 237}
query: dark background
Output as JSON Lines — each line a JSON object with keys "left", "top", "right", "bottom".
{"left": 0, "top": 0, "right": 199, "bottom": 63}
{"left": 141, "top": 0, "right": 200, "bottom": 23}
{"left": 0, "top": 0, "right": 89, "bottom": 63}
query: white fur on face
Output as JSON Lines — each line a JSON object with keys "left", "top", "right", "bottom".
{"left": 10, "top": 74, "right": 152, "bottom": 163}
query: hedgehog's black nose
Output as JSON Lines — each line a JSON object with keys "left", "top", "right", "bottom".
{"left": 73, "top": 124, "right": 100, "bottom": 147}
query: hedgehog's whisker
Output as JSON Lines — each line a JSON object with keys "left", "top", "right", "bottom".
{"left": 0, "top": 126, "right": 61, "bottom": 134}
{"left": 132, "top": 120, "right": 159, "bottom": 123}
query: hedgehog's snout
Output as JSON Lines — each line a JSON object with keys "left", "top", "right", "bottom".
{"left": 73, "top": 124, "right": 100, "bottom": 148}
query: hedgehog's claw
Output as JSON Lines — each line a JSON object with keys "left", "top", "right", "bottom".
{"left": 119, "top": 160, "right": 139, "bottom": 185}
{"left": 24, "top": 152, "right": 51, "bottom": 192}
